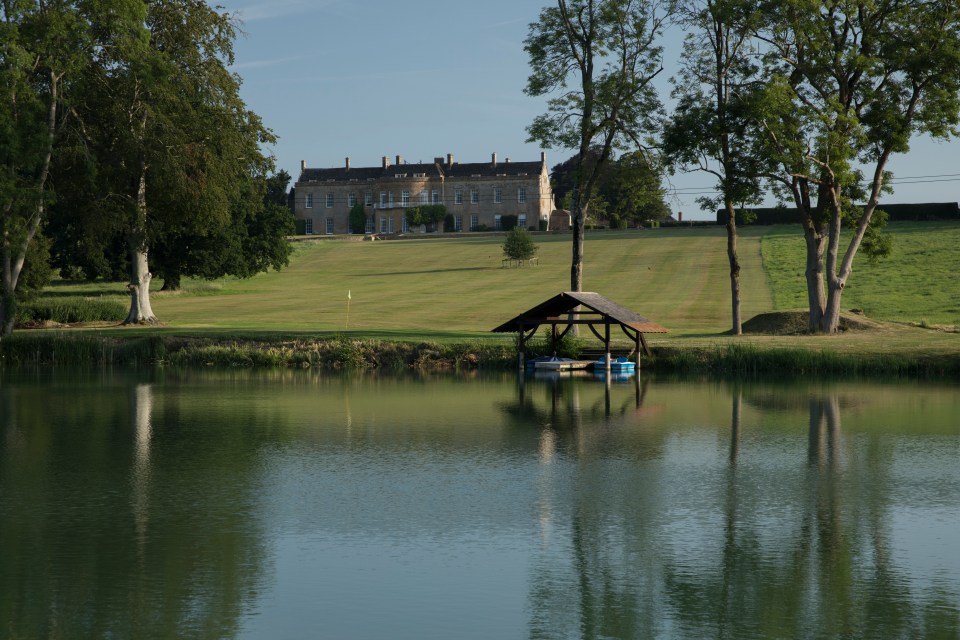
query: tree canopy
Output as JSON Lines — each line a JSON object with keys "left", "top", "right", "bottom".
{"left": 750, "top": 0, "right": 960, "bottom": 332}
{"left": 404, "top": 204, "right": 447, "bottom": 231}
{"left": 525, "top": 0, "right": 670, "bottom": 290}
{"left": 503, "top": 228, "right": 539, "bottom": 261}
{"left": 552, "top": 150, "right": 670, "bottom": 227}
{"left": 34, "top": 0, "right": 284, "bottom": 322}
{"left": 0, "top": 0, "right": 96, "bottom": 334}
{"left": 664, "top": 0, "right": 766, "bottom": 334}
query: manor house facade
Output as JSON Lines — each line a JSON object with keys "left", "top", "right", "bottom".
{"left": 293, "top": 152, "right": 554, "bottom": 235}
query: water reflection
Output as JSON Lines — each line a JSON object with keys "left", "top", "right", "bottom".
{"left": 0, "top": 372, "right": 270, "bottom": 639}
{"left": 0, "top": 370, "right": 958, "bottom": 639}
{"left": 521, "top": 379, "right": 960, "bottom": 640}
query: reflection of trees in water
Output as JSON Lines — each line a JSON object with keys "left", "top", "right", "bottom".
{"left": 665, "top": 390, "right": 958, "bottom": 638}
{"left": 523, "top": 385, "right": 960, "bottom": 639}
{"left": 0, "top": 375, "right": 272, "bottom": 639}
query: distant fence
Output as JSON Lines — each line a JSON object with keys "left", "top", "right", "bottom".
{"left": 716, "top": 202, "right": 960, "bottom": 225}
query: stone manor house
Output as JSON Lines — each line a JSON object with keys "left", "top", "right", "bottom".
{"left": 292, "top": 152, "right": 554, "bottom": 235}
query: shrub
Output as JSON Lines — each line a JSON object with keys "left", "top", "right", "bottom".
{"left": 16, "top": 298, "right": 127, "bottom": 325}
{"left": 294, "top": 219, "right": 307, "bottom": 235}
{"left": 500, "top": 214, "right": 518, "bottom": 231}
{"left": 349, "top": 203, "right": 367, "bottom": 234}
{"left": 502, "top": 228, "right": 539, "bottom": 261}
{"left": 405, "top": 204, "right": 447, "bottom": 231}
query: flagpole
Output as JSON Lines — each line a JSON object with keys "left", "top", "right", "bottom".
{"left": 346, "top": 290, "right": 351, "bottom": 330}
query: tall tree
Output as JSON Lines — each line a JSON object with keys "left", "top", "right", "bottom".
{"left": 150, "top": 169, "right": 294, "bottom": 291}
{"left": 551, "top": 149, "right": 670, "bottom": 227}
{"left": 525, "top": 0, "right": 669, "bottom": 291}
{"left": 0, "top": 0, "right": 91, "bottom": 335}
{"left": 664, "top": 0, "right": 765, "bottom": 334}
{"left": 756, "top": 0, "right": 960, "bottom": 332}
{"left": 601, "top": 150, "right": 670, "bottom": 226}
{"left": 72, "top": 0, "right": 273, "bottom": 324}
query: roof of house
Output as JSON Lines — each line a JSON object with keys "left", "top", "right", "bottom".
{"left": 445, "top": 161, "right": 543, "bottom": 179}
{"left": 491, "top": 291, "right": 669, "bottom": 334}
{"left": 297, "top": 158, "right": 544, "bottom": 184}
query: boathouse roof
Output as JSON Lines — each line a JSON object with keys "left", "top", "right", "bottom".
{"left": 491, "top": 291, "right": 668, "bottom": 334}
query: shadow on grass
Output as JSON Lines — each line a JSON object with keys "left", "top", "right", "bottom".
{"left": 57, "top": 325, "right": 510, "bottom": 343}
{"left": 349, "top": 266, "right": 499, "bottom": 277}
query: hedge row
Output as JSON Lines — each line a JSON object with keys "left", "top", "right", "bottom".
{"left": 716, "top": 202, "right": 960, "bottom": 225}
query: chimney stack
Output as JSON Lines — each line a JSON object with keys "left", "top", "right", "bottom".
{"left": 396, "top": 154, "right": 402, "bottom": 166}
{"left": 345, "top": 157, "right": 350, "bottom": 170}
{"left": 300, "top": 159, "right": 306, "bottom": 173}
{"left": 491, "top": 152, "right": 497, "bottom": 167}
{"left": 447, "top": 153, "right": 454, "bottom": 167}
{"left": 505, "top": 157, "right": 510, "bottom": 164}
{"left": 382, "top": 156, "right": 390, "bottom": 169}
{"left": 540, "top": 151, "right": 546, "bottom": 164}
{"left": 678, "top": 211, "right": 683, "bottom": 222}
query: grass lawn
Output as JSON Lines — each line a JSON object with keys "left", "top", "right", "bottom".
{"left": 761, "top": 221, "right": 960, "bottom": 326}
{"left": 32, "top": 223, "right": 960, "bottom": 360}
{"left": 52, "top": 227, "right": 771, "bottom": 336}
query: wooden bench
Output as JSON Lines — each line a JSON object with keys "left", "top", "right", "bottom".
{"left": 501, "top": 256, "right": 539, "bottom": 268}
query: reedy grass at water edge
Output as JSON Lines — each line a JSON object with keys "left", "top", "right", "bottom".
{"left": 0, "top": 334, "right": 515, "bottom": 371}
{"left": 3, "top": 334, "right": 959, "bottom": 378}
{"left": 655, "top": 342, "right": 960, "bottom": 378}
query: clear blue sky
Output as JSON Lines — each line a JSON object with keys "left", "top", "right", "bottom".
{"left": 217, "top": 0, "right": 960, "bottom": 220}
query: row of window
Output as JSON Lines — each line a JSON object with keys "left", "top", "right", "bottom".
{"left": 304, "top": 187, "right": 528, "bottom": 208}
{"left": 303, "top": 214, "right": 529, "bottom": 235}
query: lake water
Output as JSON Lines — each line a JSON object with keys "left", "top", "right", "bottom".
{"left": 1, "top": 369, "right": 959, "bottom": 639}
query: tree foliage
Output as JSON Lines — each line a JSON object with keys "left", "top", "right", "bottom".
{"left": 664, "top": 0, "right": 766, "bottom": 334}
{"left": 404, "top": 204, "right": 446, "bottom": 230}
{"left": 349, "top": 202, "right": 367, "bottom": 234}
{"left": 0, "top": 0, "right": 96, "bottom": 334}
{"left": 525, "top": 0, "right": 670, "bottom": 290}
{"left": 49, "top": 0, "right": 280, "bottom": 321}
{"left": 751, "top": 0, "right": 960, "bottom": 332}
{"left": 503, "top": 228, "right": 539, "bottom": 261}
{"left": 552, "top": 150, "right": 670, "bottom": 226}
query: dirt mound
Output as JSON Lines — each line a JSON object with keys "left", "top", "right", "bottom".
{"left": 742, "top": 310, "right": 881, "bottom": 335}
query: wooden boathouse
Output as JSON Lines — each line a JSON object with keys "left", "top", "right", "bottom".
{"left": 491, "top": 291, "right": 668, "bottom": 371}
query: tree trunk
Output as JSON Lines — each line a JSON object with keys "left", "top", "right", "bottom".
{"left": 571, "top": 196, "right": 584, "bottom": 292}
{"left": 124, "top": 171, "right": 159, "bottom": 325}
{"left": 125, "top": 243, "right": 158, "bottom": 325}
{"left": 725, "top": 201, "right": 742, "bottom": 335}
{"left": 160, "top": 270, "right": 181, "bottom": 291}
{"left": 802, "top": 220, "right": 826, "bottom": 331}
{"left": 1, "top": 240, "right": 18, "bottom": 336}
{"left": 0, "top": 71, "right": 60, "bottom": 338}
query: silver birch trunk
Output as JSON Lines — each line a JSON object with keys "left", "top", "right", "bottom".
{"left": 0, "top": 71, "right": 59, "bottom": 337}
{"left": 124, "top": 170, "right": 158, "bottom": 325}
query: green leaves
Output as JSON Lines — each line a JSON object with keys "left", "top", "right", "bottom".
{"left": 524, "top": 0, "right": 668, "bottom": 154}
{"left": 404, "top": 205, "right": 447, "bottom": 228}
{"left": 502, "top": 227, "right": 539, "bottom": 261}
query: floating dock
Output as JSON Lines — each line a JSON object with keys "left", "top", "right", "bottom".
{"left": 534, "top": 359, "right": 594, "bottom": 371}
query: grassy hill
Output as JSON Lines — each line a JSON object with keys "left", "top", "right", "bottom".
{"left": 761, "top": 221, "right": 960, "bottom": 326}
{"left": 33, "top": 222, "right": 960, "bottom": 358}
